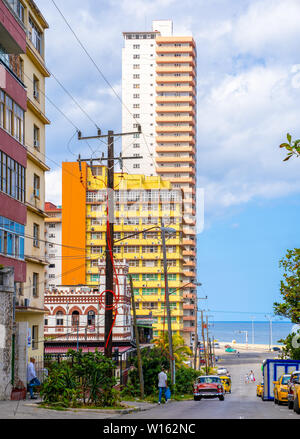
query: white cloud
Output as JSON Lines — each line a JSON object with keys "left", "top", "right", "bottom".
{"left": 45, "top": 169, "right": 62, "bottom": 206}
{"left": 36, "top": 0, "right": 300, "bottom": 222}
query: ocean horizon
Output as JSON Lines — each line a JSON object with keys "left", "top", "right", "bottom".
{"left": 200, "top": 320, "right": 294, "bottom": 345}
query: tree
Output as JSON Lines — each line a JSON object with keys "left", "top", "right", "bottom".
{"left": 152, "top": 332, "right": 192, "bottom": 367}
{"left": 279, "top": 133, "right": 300, "bottom": 161}
{"left": 273, "top": 249, "right": 300, "bottom": 323}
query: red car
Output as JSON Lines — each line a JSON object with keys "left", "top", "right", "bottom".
{"left": 193, "top": 375, "right": 225, "bottom": 401}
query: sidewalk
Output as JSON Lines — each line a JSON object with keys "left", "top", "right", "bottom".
{"left": 0, "top": 397, "right": 157, "bottom": 419}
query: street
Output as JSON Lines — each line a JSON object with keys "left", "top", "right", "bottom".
{"left": 116, "top": 350, "right": 299, "bottom": 420}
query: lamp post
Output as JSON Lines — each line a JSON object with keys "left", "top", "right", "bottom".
{"left": 265, "top": 315, "right": 273, "bottom": 351}
{"left": 251, "top": 316, "right": 255, "bottom": 345}
{"left": 161, "top": 222, "right": 176, "bottom": 387}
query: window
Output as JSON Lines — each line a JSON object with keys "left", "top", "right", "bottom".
{"left": 33, "top": 75, "right": 39, "bottom": 101}
{"left": 87, "top": 310, "right": 95, "bottom": 326}
{"left": 133, "top": 103, "right": 140, "bottom": 108}
{"left": 33, "top": 125, "right": 40, "bottom": 149}
{"left": 133, "top": 54, "right": 140, "bottom": 59}
{"left": 33, "top": 223, "right": 39, "bottom": 247}
{"left": 133, "top": 143, "right": 140, "bottom": 148}
{"left": 33, "top": 174, "right": 40, "bottom": 198}
{"left": 56, "top": 311, "right": 64, "bottom": 326}
{"left": 5, "top": 95, "right": 13, "bottom": 135}
{"left": 133, "top": 44, "right": 140, "bottom": 49}
{"left": 133, "top": 94, "right": 140, "bottom": 99}
{"left": 32, "top": 272, "right": 39, "bottom": 297}
{"left": 29, "top": 16, "right": 42, "bottom": 55}
{"left": 72, "top": 311, "right": 79, "bottom": 327}
{"left": 133, "top": 84, "right": 140, "bottom": 89}
{"left": 133, "top": 64, "right": 140, "bottom": 69}
{"left": 32, "top": 325, "right": 38, "bottom": 350}
{"left": 133, "top": 164, "right": 140, "bottom": 168}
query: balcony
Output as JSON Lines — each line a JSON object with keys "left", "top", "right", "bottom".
{"left": 0, "top": 0, "right": 26, "bottom": 54}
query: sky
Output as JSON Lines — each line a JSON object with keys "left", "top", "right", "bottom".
{"left": 37, "top": 0, "right": 300, "bottom": 322}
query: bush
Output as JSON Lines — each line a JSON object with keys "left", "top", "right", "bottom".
{"left": 175, "top": 366, "right": 201, "bottom": 395}
{"left": 40, "top": 349, "right": 119, "bottom": 407}
{"left": 127, "top": 347, "right": 169, "bottom": 396}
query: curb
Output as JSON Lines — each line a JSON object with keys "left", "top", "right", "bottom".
{"left": 24, "top": 401, "right": 157, "bottom": 415}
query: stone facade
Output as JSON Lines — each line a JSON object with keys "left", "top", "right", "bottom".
{"left": 0, "top": 267, "right": 14, "bottom": 400}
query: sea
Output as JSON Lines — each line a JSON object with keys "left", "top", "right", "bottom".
{"left": 204, "top": 321, "right": 297, "bottom": 345}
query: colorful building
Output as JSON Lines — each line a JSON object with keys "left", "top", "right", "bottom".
{"left": 61, "top": 162, "right": 186, "bottom": 338}
{"left": 122, "top": 20, "right": 197, "bottom": 348}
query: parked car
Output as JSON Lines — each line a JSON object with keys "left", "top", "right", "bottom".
{"left": 224, "top": 344, "right": 231, "bottom": 349}
{"left": 193, "top": 375, "right": 225, "bottom": 401}
{"left": 272, "top": 347, "right": 281, "bottom": 352}
{"left": 214, "top": 343, "right": 220, "bottom": 348}
{"left": 217, "top": 367, "right": 229, "bottom": 375}
{"left": 288, "top": 371, "right": 300, "bottom": 412}
{"left": 220, "top": 375, "right": 232, "bottom": 393}
{"left": 273, "top": 374, "right": 291, "bottom": 405}
{"left": 256, "top": 382, "right": 264, "bottom": 397}
{"left": 225, "top": 347, "right": 237, "bottom": 353}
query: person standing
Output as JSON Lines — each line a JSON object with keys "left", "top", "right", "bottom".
{"left": 158, "top": 367, "right": 169, "bottom": 404}
{"left": 27, "top": 357, "right": 40, "bottom": 399}
{"left": 249, "top": 370, "right": 255, "bottom": 383}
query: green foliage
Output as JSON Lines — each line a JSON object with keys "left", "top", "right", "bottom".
{"left": 152, "top": 332, "right": 193, "bottom": 366}
{"left": 279, "top": 133, "right": 300, "bottom": 161}
{"left": 175, "top": 366, "right": 201, "bottom": 394}
{"left": 40, "top": 349, "right": 119, "bottom": 408}
{"left": 278, "top": 331, "right": 300, "bottom": 360}
{"left": 127, "top": 347, "right": 169, "bottom": 396}
{"left": 274, "top": 249, "right": 300, "bottom": 323}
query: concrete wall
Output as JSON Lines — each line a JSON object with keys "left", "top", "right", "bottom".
{"left": 0, "top": 267, "right": 14, "bottom": 400}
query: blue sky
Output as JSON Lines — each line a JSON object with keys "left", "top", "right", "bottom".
{"left": 37, "top": 0, "right": 300, "bottom": 321}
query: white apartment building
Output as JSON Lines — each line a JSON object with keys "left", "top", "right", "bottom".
{"left": 122, "top": 20, "right": 198, "bottom": 349}
{"left": 45, "top": 202, "right": 62, "bottom": 290}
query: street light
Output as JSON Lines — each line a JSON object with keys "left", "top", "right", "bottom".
{"left": 265, "top": 314, "right": 273, "bottom": 351}
{"left": 251, "top": 316, "right": 255, "bottom": 345}
{"left": 161, "top": 222, "right": 176, "bottom": 387}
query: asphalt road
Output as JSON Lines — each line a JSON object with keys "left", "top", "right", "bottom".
{"left": 116, "top": 350, "right": 299, "bottom": 420}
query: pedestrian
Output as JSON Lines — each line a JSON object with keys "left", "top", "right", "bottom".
{"left": 27, "top": 357, "right": 40, "bottom": 399}
{"left": 249, "top": 370, "right": 255, "bottom": 383}
{"left": 244, "top": 373, "right": 249, "bottom": 384}
{"left": 158, "top": 367, "right": 169, "bottom": 404}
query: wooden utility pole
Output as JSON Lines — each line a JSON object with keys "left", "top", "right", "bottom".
{"left": 201, "top": 310, "right": 207, "bottom": 374}
{"left": 104, "top": 131, "right": 114, "bottom": 358}
{"left": 206, "top": 315, "right": 210, "bottom": 369}
{"left": 129, "top": 274, "right": 144, "bottom": 398}
{"left": 77, "top": 126, "right": 142, "bottom": 359}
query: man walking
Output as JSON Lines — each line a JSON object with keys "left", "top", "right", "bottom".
{"left": 27, "top": 357, "right": 40, "bottom": 399}
{"left": 158, "top": 367, "right": 169, "bottom": 404}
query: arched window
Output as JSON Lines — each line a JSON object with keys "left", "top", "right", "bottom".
{"left": 87, "top": 310, "right": 95, "bottom": 326}
{"left": 71, "top": 311, "right": 79, "bottom": 327}
{"left": 56, "top": 311, "right": 63, "bottom": 326}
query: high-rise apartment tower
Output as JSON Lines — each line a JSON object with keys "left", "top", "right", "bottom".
{"left": 122, "top": 20, "right": 197, "bottom": 348}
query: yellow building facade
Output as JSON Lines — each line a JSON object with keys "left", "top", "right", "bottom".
{"left": 62, "top": 163, "right": 186, "bottom": 338}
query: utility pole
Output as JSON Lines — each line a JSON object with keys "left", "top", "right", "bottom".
{"left": 201, "top": 310, "right": 207, "bottom": 374}
{"left": 129, "top": 274, "right": 144, "bottom": 398}
{"left": 161, "top": 221, "right": 175, "bottom": 387}
{"left": 78, "top": 126, "right": 142, "bottom": 359}
{"left": 105, "top": 130, "right": 114, "bottom": 358}
{"left": 206, "top": 315, "right": 210, "bottom": 370}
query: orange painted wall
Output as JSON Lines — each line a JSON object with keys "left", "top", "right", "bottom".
{"left": 61, "top": 162, "right": 86, "bottom": 285}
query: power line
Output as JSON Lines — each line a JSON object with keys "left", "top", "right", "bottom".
{"left": 50, "top": 0, "right": 158, "bottom": 170}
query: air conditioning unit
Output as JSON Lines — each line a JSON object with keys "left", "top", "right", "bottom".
{"left": 91, "top": 227, "right": 95, "bottom": 231}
